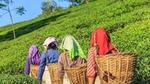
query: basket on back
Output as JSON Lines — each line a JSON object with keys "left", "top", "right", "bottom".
{"left": 96, "top": 53, "right": 136, "bottom": 84}
{"left": 47, "top": 63, "right": 62, "bottom": 84}
{"left": 64, "top": 64, "right": 87, "bottom": 84}
{"left": 30, "top": 64, "right": 39, "bottom": 78}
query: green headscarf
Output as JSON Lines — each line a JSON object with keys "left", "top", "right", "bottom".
{"left": 60, "top": 35, "right": 86, "bottom": 59}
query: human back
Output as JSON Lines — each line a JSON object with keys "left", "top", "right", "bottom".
{"left": 24, "top": 45, "right": 40, "bottom": 78}
{"left": 58, "top": 35, "right": 86, "bottom": 83}
{"left": 38, "top": 37, "right": 59, "bottom": 84}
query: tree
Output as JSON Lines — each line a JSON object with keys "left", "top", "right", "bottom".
{"left": 0, "top": 0, "right": 26, "bottom": 39}
{"left": 55, "top": 6, "right": 64, "bottom": 12}
{"left": 61, "top": 0, "right": 88, "bottom": 6}
{"left": 41, "top": 0, "right": 57, "bottom": 16}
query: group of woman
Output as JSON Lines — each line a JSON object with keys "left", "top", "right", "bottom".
{"left": 24, "top": 28, "right": 118, "bottom": 84}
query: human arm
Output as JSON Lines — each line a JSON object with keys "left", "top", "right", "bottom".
{"left": 37, "top": 53, "right": 46, "bottom": 80}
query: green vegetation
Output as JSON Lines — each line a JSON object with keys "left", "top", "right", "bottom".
{"left": 0, "top": 74, "right": 38, "bottom": 84}
{"left": 0, "top": 0, "right": 150, "bottom": 83}
{"left": 0, "top": 0, "right": 26, "bottom": 39}
{"left": 41, "top": 0, "right": 57, "bottom": 16}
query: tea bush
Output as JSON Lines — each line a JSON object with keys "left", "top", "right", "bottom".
{"left": 0, "top": 0, "right": 150, "bottom": 83}
{"left": 0, "top": 74, "right": 38, "bottom": 84}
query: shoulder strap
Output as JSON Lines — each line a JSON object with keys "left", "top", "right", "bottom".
{"left": 93, "top": 31, "right": 97, "bottom": 47}
{"left": 93, "top": 31, "right": 98, "bottom": 56}
{"left": 64, "top": 51, "right": 69, "bottom": 67}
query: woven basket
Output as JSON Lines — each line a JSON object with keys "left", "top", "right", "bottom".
{"left": 47, "top": 63, "right": 62, "bottom": 84}
{"left": 64, "top": 64, "right": 87, "bottom": 84}
{"left": 30, "top": 64, "right": 39, "bottom": 78}
{"left": 96, "top": 53, "right": 136, "bottom": 84}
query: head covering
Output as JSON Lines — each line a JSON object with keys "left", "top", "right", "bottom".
{"left": 28, "top": 45, "right": 40, "bottom": 64}
{"left": 24, "top": 45, "right": 40, "bottom": 75}
{"left": 90, "top": 28, "right": 117, "bottom": 55}
{"left": 60, "top": 35, "right": 86, "bottom": 59}
{"left": 43, "top": 37, "right": 57, "bottom": 46}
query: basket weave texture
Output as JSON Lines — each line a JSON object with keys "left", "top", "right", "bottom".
{"left": 96, "top": 53, "right": 136, "bottom": 84}
{"left": 30, "top": 64, "right": 39, "bottom": 78}
{"left": 64, "top": 64, "right": 87, "bottom": 84}
{"left": 47, "top": 63, "right": 62, "bottom": 84}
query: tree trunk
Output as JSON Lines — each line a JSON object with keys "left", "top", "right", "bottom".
{"left": 8, "top": 5, "right": 16, "bottom": 39}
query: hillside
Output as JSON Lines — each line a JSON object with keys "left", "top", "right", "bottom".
{"left": 0, "top": 0, "right": 150, "bottom": 83}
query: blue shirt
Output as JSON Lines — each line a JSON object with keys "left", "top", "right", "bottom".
{"left": 38, "top": 48, "right": 59, "bottom": 80}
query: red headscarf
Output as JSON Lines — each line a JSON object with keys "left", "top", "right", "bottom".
{"left": 90, "top": 28, "right": 117, "bottom": 55}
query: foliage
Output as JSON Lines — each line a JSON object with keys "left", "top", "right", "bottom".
{"left": 41, "top": 0, "right": 57, "bottom": 16}
{"left": 63, "top": 0, "right": 89, "bottom": 5}
{"left": 0, "top": 0, "right": 25, "bottom": 14}
{"left": 0, "top": 0, "right": 150, "bottom": 83}
{"left": 0, "top": 3, "right": 6, "bottom": 8}
{"left": 0, "top": 74, "right": 38, "bottom": 84}
{"left": 55, "top": 6, "right": 64, "bottom": 12}
{"left": 0, "top": 0, "right": 26, "bottom": 39}
{"left": 16, "top": 6, "right": 26, "bottom": 15}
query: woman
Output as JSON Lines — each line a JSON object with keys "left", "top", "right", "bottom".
{"left": 58, "top": 35, "right": 86, "bottom": 83}
{"left": 38, "top": 37, "right": 59, "bottom": 84}
{"left": 24, "top": 45, "right": 40, "bottom": 77}
{"left": 87, "top": 28, "right": 118, "bottom": 84}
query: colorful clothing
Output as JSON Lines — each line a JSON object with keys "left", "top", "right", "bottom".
{"left": 58, "top": 52, "right": 84, "bottom": 78}
{"left": 37, "top": 48, "right": 59, "bottom": 80}
{"left": 43, "top": 37, "right": 57, "bottom": 46}
{"left": 58, "top": 35, "right": 86, "bottom": 78}
{"left": 87, "top": 28, "right": 117, "bottom": 77}
{"left": 24, "top": 45, "right": 40, "bottom": 75}
{"left": 60, "top": 35, "right": 86, "bottom": 59}
{"left": 87, "top": 47, "right": 97, "bottom": 77}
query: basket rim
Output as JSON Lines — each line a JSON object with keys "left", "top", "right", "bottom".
{"left": 30, "top": 64, "right": 39, "bottom": 66}
{"left": 96, "top": 52, "right": 136, "bottom": 58}
{"left": 64, "top": 64, "right": 87, "bottom": 70}
{"left": 47, "top": 63, "right": 58, "bottom": 65}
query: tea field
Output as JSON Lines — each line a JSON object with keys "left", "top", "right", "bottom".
{"left": 0, "top": 0, "right": 150, "bottom": 83}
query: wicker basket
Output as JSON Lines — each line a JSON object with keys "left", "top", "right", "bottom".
{"left": 96, "top": 53, "right": 136, "bottom": 84}
{"left": 30, "top": 64, "right": 39, "bottom": 78}
{"left": 47, "top": 63, "right": 62, "bottom": 84}
{"left": 64, "top": 64, "right": 87, "bottom": 84}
